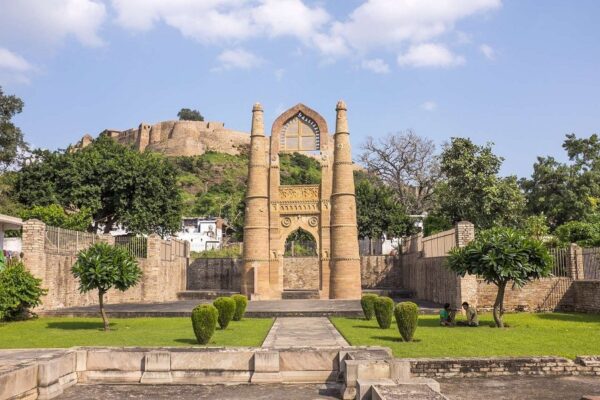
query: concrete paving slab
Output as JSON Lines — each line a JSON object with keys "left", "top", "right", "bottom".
{"left": 262, "top": 318, "right": 348, "bottom": 348}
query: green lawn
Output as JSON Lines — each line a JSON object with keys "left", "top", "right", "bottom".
{"left": 331, "top": 313, "right": 600, "bottom": 359}
{"left": 0, "top": 317, "right": 273, "bottom": 348}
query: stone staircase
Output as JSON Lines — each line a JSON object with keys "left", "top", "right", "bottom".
{"left": 281, "top": 290, "right": 321, "bottom": 300}
{"left": 176, "top": 290, "right": 240, "bottom": 300}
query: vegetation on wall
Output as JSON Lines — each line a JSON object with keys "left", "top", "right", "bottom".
{"left": 177, "top": 108, "right": 204, "bottom": 121}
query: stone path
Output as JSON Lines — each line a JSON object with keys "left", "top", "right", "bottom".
{"left": 262, "top": 317, "right": 348, "bottom": 348}
{"left": 0, "top": 349, "right": 67, "bottom": 373}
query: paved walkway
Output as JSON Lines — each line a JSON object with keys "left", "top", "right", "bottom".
{"left": 0, "top": 349, "right": 67, "bottom": 373}
{"left": 39, "top": 299, "right": 440, "bottom": 318}
{"left": 262, "top": 317, "right": 348, "bottom": 348}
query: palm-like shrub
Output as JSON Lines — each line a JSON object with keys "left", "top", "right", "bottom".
{"left": 213, "top": 296, "right": 236, "bottom": 329}
{"left": 0, "top": 258, "right": 47, "bottom": 321}
{"left": 191, "top": 304, "right": 218, "bottom": 344}
{"left": 374, "top": 296, "right": 394, "bottom": 329}
{"left": 360, "top": 294, "right": 378, "bottom": 320}
{"left": 72, "top": 242, "right": 142, "bottom": 331}
{"left": 231, "top": 294, "right": 248, "bottom": 321}
{"left": 394, "top": 302, "right": 419, "bottom": 341}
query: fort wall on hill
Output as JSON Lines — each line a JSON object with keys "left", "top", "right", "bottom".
{"left": 73, "top": 120, "right": 250, "bottom": 157}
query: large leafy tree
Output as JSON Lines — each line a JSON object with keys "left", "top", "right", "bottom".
{"left": 0, "top": 87, "right": 29, "bottom": 171}
{"left": 16, "top": 136, "right": 183, "bottom": 235}
{"left": 447, "top": 227, "right": 552, "bottom": 327}
{"left": 72, "top": 243, "right": 141, "bottom": 330}
{"left": 177, "top": 108, "right": 204, "bottom": 121}
{"left": 435, "top": 137, "right": 525, "bottom": 229}
{"left": 522, "top": 134, "right": 600, "bottom": 227}
{"left": 355, "top": 171, "right": 413, "bottom": 239}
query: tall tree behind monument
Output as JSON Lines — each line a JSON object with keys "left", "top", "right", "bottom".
{"left": 0, "top": 86, "right": 29, "bottom": 171}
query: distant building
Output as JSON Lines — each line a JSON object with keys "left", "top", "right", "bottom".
{"left": 175, "top": 217, "right": 225, "bottom": 252}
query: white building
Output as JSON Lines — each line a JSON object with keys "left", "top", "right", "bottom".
{"left": 175, "top": 217, "right": 224, "bottom": 252}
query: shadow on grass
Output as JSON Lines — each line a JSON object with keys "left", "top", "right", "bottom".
{"left": 371, "top": 335, "right": 402, "bottom": 343}
{"left": 174, "top": 338, "right": 198, "bottom": 345}
{"left": 535, "top": 313, "right": 600, "bottom": 323}
{"left": 46, "top": 321, "right": 114, "bottom": 330}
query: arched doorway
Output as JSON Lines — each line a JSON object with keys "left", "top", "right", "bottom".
{"left": 283, "top": 228, "right": 320, "bottom": 291}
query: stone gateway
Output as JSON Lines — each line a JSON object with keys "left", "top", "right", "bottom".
{"left": 241, "top": 102, "right": 362, "bottom": 300}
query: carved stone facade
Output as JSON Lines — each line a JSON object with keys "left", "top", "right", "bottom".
{"left": 241, "top": 102, "right": 361, "bottom": 300}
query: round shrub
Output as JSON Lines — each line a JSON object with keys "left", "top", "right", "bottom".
{"left": 394, "top": 301, "right": 419, "bottom": 342}
{"left": 374, "top": 296, "right": 394, "bottom": 329}
{"left": 213, "top": 296, "right": 236, "bottom": 329}
{"left": 231, "top": 294, "right": 248, "bottom": 321}
{"left": 191, "top": 304, "right": 218, "bottom": 345}
{"left": 360, "top": 294, "right": 378, "bottom": 320}
{"left": 0, "top": 259, "right": 46, "bottom": 321}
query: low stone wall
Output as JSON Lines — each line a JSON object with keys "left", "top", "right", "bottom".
{"left": 571, "top": 280, "right": 600, "bottom": 313}
{"left": 22, "top": 220, "right": 188, "bottom": 310}
{"left": 187, "top": 255, "right": 401, "bottom": 292}
{"left": 283, "top": 257, "right": 319, "bottom": 290}
{"left": 409, "top": 356, "right": 600, "bottom": 378}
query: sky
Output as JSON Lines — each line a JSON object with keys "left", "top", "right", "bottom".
{"left": 0, "top": 0, "right": 599, "bottom": 178}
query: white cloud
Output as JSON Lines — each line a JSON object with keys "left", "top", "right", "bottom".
{"left": 0, "top": 48, "right": 35, "bottom": 85}
{"left": 274, "top": 68, "right": 285, "bottom": 81}
{"left": 361, "top": 58, "right": 390, "bottom": 74}
{"left": 252, "top": 0, "right": 329, "bottom": 41}
{"left": 215, "top": 48, "right": 264, "bottom": 70}
{"left": 479, "top": 43, "right": 495, "bottom": 60}
{"left": 421, "top": 101, "right": 437, "bottom": 111}
{"left": 397, "top": 43, "right": 465, "bottom": 67}
{"left": 0, "top": 0, "right": 107, "bottom": 47}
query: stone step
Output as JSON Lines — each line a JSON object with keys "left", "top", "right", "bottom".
{"left": 177, "top": 290, "right": 240, "bottom": 300}
{"left": 362, "top": 288, "right": 413, "bottom": 298}
{"left": 281, "top": 290, "right": 321, "bottom": 300}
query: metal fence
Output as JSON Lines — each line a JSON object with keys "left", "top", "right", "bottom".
{"left": 44, "top": 226, "right": 98, "bottom": 255}
{"left": 549, "top": 247, "right": 570, "bottom": 277}
{"left": 359, "top": 238, "right": 384, "bottom": 256}
{"left": 161, "top": 239, "right": 187, "bottom": 261}
{"left": 582, "top": 247, "right": 600, "bottom": 279}
{"left": 114, "top": 236, "right": 147, "bottom": 258}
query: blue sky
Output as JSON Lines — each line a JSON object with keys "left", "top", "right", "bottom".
{"left": 0, "top": 0, "right": 599, "bottom": 178}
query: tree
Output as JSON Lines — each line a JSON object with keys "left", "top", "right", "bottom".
{"left": 436, "top": 138, "right": 525, "bottom": 229}
{"left": 16, "top": 136, "right": 183, "bottom": 236}
{"left": 0, "top": 87, "right": 29, "bottom": 171}
{"left": 447, "top": 227, "right": 552, "bottom": 327}
{"left": 19, "top": 204, "right": 92, "bottom": 231}
{"left": 359, "top": 131, "right": 440, "bottom": 214}
{"left": 72, "top": 243, "right": 141, "bottom": 330}
{"left": 354, "top": 171, "right": 413, "bottom": 238}
{"left": 522, "top": 215, "right": 549, "bottom": 241}
{"left": 177, "top": 108, "right": 204, "bottom": 121}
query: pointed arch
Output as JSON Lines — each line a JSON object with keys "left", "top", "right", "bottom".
{"left": 271, "top": 103, "right": 329, "bottom": 153}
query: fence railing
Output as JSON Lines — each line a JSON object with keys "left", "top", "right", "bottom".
{"left": 549, "top": 247, "right": 569, "bottom": 277}
{"left": 582, "top": 247, "right": 600, "bottom": 280}
{"left": 161, "top": 239, "right": 187, "bottom": 261}
{"left": 359, "top": 238, "right": 384, "bottom": 256}
{"left": 44, "top": 226, "right": 98, "bottom": 255}
{"left": 115, "top": 236, "right": 147, "bottom": 259}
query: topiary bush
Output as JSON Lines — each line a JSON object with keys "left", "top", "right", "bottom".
{"left": 191, "top": 304, "right": 218, "bottom": 344}
{"left": 374, "top": 296, "right": 394, "bottom": 329}
{"left": 360, "top": 294, "right": 378, "bottom": 320}
{"left": 213, "top": 296, "right": 236, "bottom": 329}
{"left": 394, "top": 301, "right": 419, "bottom": 342}
{"left": 231, "top": 294, "right": 248, "bottom": 321}
{"left": 0, "top": 258, "right": 47, "bottom": 321}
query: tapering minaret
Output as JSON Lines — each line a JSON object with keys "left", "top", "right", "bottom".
{"left": 241, "top": 103, "right": 271, "bottom": 299}
{"left": 329, "top": 100, "right": 362, "bottom": 299}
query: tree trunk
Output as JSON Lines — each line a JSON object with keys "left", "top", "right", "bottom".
{"left": 98, "top": 290, "right": 110, "bottom": 331}
{"left": 493, "top": 281, "right": 507, "bottom": 328}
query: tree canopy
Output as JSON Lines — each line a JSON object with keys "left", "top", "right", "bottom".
{"left": 435, "top": 137, "right": 525, "bottom": 229}
{"left": 0, "top": 87, "right": 29, "bottom": 171}
{"left": 177, "top": 108, "right": 204, "bottom": 121}
{"left": 16, "top": 135, "right": 183, "bottom": 236}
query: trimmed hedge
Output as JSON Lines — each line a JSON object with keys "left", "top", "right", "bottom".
{"left": 191, "top": 304, "right": 218, "bottom": 344}
{"left": 0, "top": 259, "right": 46, "bottom": 321}
{"left": 394, "top": 301, "right": 419, "bottom": 342}
{"left": 374, "top": 296, "right": 394, "bottom": 329}
{"left": 360, "top": 294, "right": 378, "bottom": 320}
{"left": 231, "top": 294, "right": 248, "bottom": 321}
{"left": 213, "top": 296, "right": 236, "bottom": 329}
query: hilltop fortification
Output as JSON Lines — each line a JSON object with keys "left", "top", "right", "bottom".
{"left": 73, "top": 120, "right": 250, "bottom": 157}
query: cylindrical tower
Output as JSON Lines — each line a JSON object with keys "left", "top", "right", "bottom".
{"left": 329, "top": 100, "right": 362, "bottom": 299}
{"left": 241, "top": 103, "right": 270, "bottom": 298}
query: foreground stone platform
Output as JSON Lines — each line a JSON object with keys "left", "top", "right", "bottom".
{"left": 39, "top": 298, "right": 440, "bottom": 318}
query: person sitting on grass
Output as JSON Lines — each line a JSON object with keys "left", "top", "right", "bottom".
{"left": 456, "top": 302, "right": 479, "bottom": 327}
{"left": 439, "top": 303, "right": 454, "bottom": 326}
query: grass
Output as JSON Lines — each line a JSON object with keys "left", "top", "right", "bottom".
{"left": 0, "top": 317, "right": 273, "bottom": 348}
{"left": 331, "top": 312, "right": 600, "bottom": 359}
